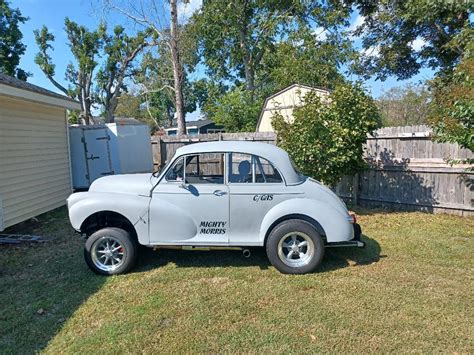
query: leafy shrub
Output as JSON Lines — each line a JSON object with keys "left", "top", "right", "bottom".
{"left": 429, "top": 56, "right": 474, "bottom": 152}
{"left": 272, "top": 84, "right": 380, "bottom": 186}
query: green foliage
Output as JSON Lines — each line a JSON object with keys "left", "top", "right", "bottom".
{"left": 429, "top": 56, "right": 474, "bottom": 152}
{"left": 377, "top": 84, "right": 431, "bottom": 127}
{"left": 115, "top": 93, "right": 160, "bottom": 132}
{"left": 0, "top": 0, "right": 29, "bottom": 80}
{"left": 137, "top": 35, "right": 198, "bottom": 127}
{"left": 95, "top": 25, "right": 152, "bottom": 122}
{"left": 34, "top": 19, "right": 106, "bottom": 122}
{"left": 260, "top": 16, "right": 354, "bottom": 91}
{"left": 349, "top": 0, "right": 473, "bottom": 80}
{"left": 202, "top": 86, "right": 261, "bottom": 132}
{"left": 63, "top": 18, "right": 106, "bottom": 82}
{"left": 190, "top": 0, "right": 295, "bottom": 89}
{"left": 189, "top": 1, "right": 354, "bottom": 131}
{"left": 115, "top": 93, "right": 145, "bottom": 119}
{"left": 273, "top": 84, "right": 380, "bottom": 186}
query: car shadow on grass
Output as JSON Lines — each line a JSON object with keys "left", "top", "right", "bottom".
{"left": 134, "top": 234, "right": 382, "bottom": 274}
{"left": 0, "top": 208, "right": 107, "bottom": 353}
{"left": 320, "top": 234, "right": 383, "bottom": 272}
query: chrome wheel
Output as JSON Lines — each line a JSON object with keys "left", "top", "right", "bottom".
{"left": 277, "top": 232, "right": 315, "bottom": 268}
{"left": 91, "top": 236, "right": 126, "bottom": 272}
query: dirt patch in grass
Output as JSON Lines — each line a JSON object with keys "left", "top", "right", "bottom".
{"left": 1, "top": 207, "right": 473, "bottom": 353}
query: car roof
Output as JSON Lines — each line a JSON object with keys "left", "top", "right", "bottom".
{"left": 174, "top": 141, "right": 302, "bottom": 185}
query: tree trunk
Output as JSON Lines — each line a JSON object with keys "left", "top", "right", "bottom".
{"left": 170, "top": 0, "right": 186, "bottom": 135}
{"left": 105, "top": 95, "right": 118, "bottom": 123}
{"left": 239, "top": 26, "right": 255, "bottom": 98}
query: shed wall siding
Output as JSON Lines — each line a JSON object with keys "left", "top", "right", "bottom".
{"left": 0, "top": 95, "right": 72, "bottom": 230}
{"left": 257, "top": 86, "right": 329, "bottom": 132}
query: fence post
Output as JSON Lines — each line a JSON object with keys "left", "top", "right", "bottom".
{"left": 352, "top": 173, "right": 359, "bottom": 205}
{"left": 159, "top": 137, "right": 166, "bottom": 169}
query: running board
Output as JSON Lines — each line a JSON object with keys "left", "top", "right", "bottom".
{"left": 325, "top": 240, "right": 365, "bottom": 248}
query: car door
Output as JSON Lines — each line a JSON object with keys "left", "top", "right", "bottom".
{"left": 149, "top": 153, "right": 230, "bottom": 245}
{"left": 227, "top": 153, "right": 292, "bottom": 245}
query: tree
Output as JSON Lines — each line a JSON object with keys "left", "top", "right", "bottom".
{"left": 272, "top": 84, "right": 381, "bottom": 186}
{"left": 203, "top": 86, "right": 261, "bottom": 132}
{"left": 190, "top": 0, "right": 354, "bottom": 131}
{"left": 114, "top": 92, "right": 161, "bottom": 132}
{"left": 96, "top": 26, "right": 152, "bottom": 123}
{"left": 35, "top": 20, "right": 106, "bottom": 124}
{"left": 190, "top": 0, "right": 305, "bottom": 97}
{"left": 377, "top": 84, "right": 431, "bottom": 127}
{"left": 428, "top": 55, "right": 473, "bottom": 153}
{"left": 134, "top": 24, "right": 198, "bottom": 128}
{"left": 106, "top": 0, "right": 189, "bottom": 134}
{"left": 0, "top": 0, "right": 29, "bottom": 80}
{"left": 349, "top": 0, "right": 473, "bottom": 80}
{"left": 260, "top": 27, "right": 349, "bottom": 91}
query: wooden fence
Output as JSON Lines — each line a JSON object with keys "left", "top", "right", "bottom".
{"left": 151, "top": 127, "right": 473, "bottom": 216}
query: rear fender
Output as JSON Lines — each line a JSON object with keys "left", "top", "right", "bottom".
{"left": 259, "top": 198, "right": 353, "bottom": 245}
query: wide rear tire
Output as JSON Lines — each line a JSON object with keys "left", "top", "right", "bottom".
{"left": 266, "top": 219, "right": 324, "bottom": 274}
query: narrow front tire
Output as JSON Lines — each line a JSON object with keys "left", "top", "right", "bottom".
{"left": 84, "top": 227, "right": 137, "bottom": 275}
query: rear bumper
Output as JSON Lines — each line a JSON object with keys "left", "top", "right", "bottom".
{"left": 325, "top": 223, "right": 365, "bottom": 248}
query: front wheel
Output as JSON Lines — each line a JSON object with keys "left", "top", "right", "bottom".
{"left": 266, "top": 219, "right": 324, "bottom": 274}
{"left": 84, "top": 227, "right": 137, "bottom": 275}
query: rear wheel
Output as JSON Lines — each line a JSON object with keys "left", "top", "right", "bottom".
{"left": 266, "top": 219, "right": 324, "bottom": 274}
{"left": 84, "top": 227, "right": 137, "bottom": 275}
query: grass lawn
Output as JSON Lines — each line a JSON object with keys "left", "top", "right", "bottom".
{"left": 1, "top": 207, "right": 473, "bottom": 353}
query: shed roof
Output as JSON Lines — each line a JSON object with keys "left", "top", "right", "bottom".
{"left": 175, "top": 141, "right": 303, "bottom": 185}
{"left": 0, "top": 73, "right": 80, "bottom": 110}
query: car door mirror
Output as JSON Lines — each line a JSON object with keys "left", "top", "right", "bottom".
{"left": 179, "top": 182, "right": 189, "bottom": 190}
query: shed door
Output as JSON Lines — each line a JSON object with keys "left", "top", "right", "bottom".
{"left": 83, "top": 128, "right": 114, "bottom": 184}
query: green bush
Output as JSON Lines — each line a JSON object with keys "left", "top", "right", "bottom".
{"left": 429, "top": 56, "right": 474, "bottom": 153}
{"left": 205, "top": 87, "right": 262, "bottom": 132}
{"left": 272, "top": 84, "right": 380, "bottom": 186}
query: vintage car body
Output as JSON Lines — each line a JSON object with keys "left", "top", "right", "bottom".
{"left": 68, "top": 141, "right": 363, "bottom": 275}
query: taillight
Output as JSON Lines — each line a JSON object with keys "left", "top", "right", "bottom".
{"left": 347, "top": 212, "right": 357, "bottom": 224}
{"left": 351, "top": 214, "right": 357, "bottom": 224}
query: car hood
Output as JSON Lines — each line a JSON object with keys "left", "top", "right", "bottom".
{"left": 89, "top": 173, "right": 155, "bottom": 196}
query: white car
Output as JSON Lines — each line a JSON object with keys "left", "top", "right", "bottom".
{"left": 67, "top": 141, "right": 363, "bottom": 275}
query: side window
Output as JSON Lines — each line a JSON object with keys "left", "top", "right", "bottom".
{"left": 166, "top": 157, "right": 184, "bottom": 181}
{"left": 185, "top": 153, "right": 224, "bottom": 184}
{"left": 228, "top": 153, "right": 283, "bottom": 184}
{"left": 255, "top": 156, "right": 283, "bottom": 183}
{"left": 228, "top": 153, "right": 253, "bottom": 183}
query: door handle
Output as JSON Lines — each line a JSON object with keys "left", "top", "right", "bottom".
{"left": 213, "top": 190, "right": 227, "bottom": 196}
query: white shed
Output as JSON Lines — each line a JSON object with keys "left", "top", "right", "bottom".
{"left": 256, "top": 84, "right": 330, "bottom": 132}
{"left": 0, "top": 73, "right": 80, "bottom": 231}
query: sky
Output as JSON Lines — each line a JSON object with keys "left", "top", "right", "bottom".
{"left": 11, "top": 0, "right": 436, "bottom": 121}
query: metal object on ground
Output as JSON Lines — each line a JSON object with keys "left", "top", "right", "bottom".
{"left": 0, "top": 234, "right": 44, "bottom": 244}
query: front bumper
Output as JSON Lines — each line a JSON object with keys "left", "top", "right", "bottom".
{"left": 325, "top": 223, "right": 365, "bottom": 248}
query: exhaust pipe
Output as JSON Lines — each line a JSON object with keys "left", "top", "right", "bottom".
{"left": 242, "top": 249, "right": 251, "bottom": 258}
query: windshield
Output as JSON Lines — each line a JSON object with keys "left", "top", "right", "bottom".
{"left": 152, "top": 158, "right": 173, "bottom": 177}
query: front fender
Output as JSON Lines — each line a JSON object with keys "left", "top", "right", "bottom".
{"left": 258, "top": 198, "right": 353, "bottom": 244}
{"left": 68, "top": 192, "right": 151, "bottom": 244}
